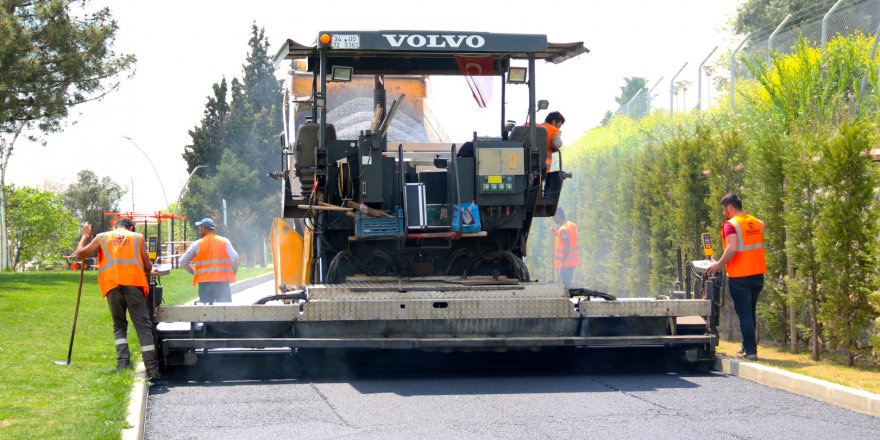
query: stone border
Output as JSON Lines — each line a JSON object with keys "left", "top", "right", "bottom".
{"left": 230, "top": 272, "right": 274, "bottom": 293}
{"left": 121, "top": 363, "right": 148, "bottom": 440}
{"left": 716, "top": 356, "right": 880, "bottom": 417}
{"left": 123, "top": 271, "right": 276, "bottom": 439}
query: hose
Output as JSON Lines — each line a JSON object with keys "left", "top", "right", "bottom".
{"left": 254, "top": 292, "right": 308, "bottom": 304}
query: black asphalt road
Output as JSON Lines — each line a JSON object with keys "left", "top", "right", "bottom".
{"left": 145, "top": 350, "right": 880, "bottom": 439}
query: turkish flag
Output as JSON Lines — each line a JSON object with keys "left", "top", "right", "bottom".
{"left": 455, "top": 56, "right": 494, "bottom": 108}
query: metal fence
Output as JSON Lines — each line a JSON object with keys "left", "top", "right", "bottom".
{"left": 615, "top": 0, "right": 880, "bottom": 119}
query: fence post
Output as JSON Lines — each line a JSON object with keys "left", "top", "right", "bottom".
{"left": 669, "top": 62, "right": 688, "bottom": 118}
{"left": 730, "top": 33, "right": 751, "bottom": 109}
{"left": 768, "top": 13, "right": 793, "bottom": 62}
{"left": 822, "top": 0, "right": 844, "bottom": 52}
{"left": 697, "top": 46, "right": 718, "bottom": 111}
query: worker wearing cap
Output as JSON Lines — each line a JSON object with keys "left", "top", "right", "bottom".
{"left": 74, "top": 217, "right": 161, "bottom": 378}
{"left": 552, "top": 207, "right": 580, "bottom": 289}
{"left": 539, "top": 111, "right": 565, "bottom": 171}
{"left": 179, "top": 218, "right": 239, "bottom": 303}
{"left": 707, "top": 194, "right": 766, "bottom": 361}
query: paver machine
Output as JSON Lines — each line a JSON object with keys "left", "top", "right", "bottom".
{"left": 153, "top": 31, "right": 721, "bottom": 369}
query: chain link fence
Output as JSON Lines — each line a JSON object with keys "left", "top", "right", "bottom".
{"left": 615, "top": 0, "right": 880, "bottom": 119}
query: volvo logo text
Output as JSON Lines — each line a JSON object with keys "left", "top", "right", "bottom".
{"left": 382, "top": 34, "right": 486, "bottom": 49}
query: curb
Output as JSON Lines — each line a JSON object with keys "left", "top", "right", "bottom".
{"left": 715, "top": 355, "right": 880, "bottom": 417}
{"left": 123, "top": 272, "right": 274, "bottom": 439}
{"left": 121, "top": 362, "right": 148, "bottom": 440}
{"left": 231, "top": 272, "right": 274, "bottom": 293}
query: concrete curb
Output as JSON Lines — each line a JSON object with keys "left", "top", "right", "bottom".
{"left": 715, "top": 355, "right": 880, "bottom": 417}
{"left": 122, "top": 272, "right": 274, "bottom": 439}
{"left": 230, "top": 272, "right": 274, "bottom": 293}
{"left": 121, "top": 362, "right": 148, "bottom": 440}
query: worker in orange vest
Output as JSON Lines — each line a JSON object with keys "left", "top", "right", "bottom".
{"left": 74, "top": 217, "right": 161, "bottom": 378}
{"left": 179, "top": 218, "right": 239, "bottom": 303}
{"left": 707, "top": 194, "right": 766, "bottom": 361}
{"left": 539, "top": 111, "right": 565, "bottom": 171}
{"left": 552, "top": 207, "right": 580, "bottom": 289}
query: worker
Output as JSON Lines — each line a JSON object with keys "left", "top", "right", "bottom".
{"left": 179, "top": 218, "right": 239, "bottom": 303}
{"left": 551, "top": 207, "right": 580, "bottom": 289}
{"left": 539, "top": 111, "right": 565, "bottom": 171}
{"left": 707, "top": 194, "right": 766, "bottom": 361}
{"left": 74, "top": 218, "right": 160, "bottom": 379}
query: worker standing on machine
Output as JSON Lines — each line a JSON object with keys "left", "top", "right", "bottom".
{"left": 74, "top": 218, "right": 161, "bottom": 379}
{"left": 539, "top": 111, "right": 565, "bottom": 171}
{"left": 179, "top": 218, "right": 239, "bottom": 303}
{"left": 552, "top": 207, "right": 580, "bottom": 290}
{"left": 707, "top": 194, "right": 766, "bottom": 361}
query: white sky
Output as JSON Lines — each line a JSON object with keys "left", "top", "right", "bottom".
{"left": 7, "top": 0, "right": 742, "bottom": 212}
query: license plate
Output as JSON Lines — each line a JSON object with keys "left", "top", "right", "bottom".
{"left": 331, "top": 34, "right": 360, "bottom": 49}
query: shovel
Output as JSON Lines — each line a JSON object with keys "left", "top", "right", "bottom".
{"left": 53, "top": 262, "right": 86, "bottom": 366}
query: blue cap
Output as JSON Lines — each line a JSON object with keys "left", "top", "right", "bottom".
{"left": 195, "top": 218, "right": 216, "bottom": 228}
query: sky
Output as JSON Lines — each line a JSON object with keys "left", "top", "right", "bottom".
{"left": 7, "top": 0, "right": 743, "bottom": 213}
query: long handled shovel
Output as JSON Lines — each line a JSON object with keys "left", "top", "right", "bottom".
{"left": 53, "top": 262, "right": 86, "bottom": 366}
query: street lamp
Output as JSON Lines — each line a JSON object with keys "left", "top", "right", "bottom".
{"left": 121, "top": 135, "right": 171, "bottom": 257}
{"left": 170, "top": 164, "right": 205, "bottom": 267}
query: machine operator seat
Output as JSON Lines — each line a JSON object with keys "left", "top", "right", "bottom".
{"left": 294, "top": 122, "right": 336, "bottom": 195}
{"left": 509, "top": 125, "right": 549, "bottom": 169}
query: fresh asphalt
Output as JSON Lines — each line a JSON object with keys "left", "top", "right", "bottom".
{"left": 145, "top": 283, "right": 880, "bottom": 439}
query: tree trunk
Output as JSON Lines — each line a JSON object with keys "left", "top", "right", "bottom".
{"left": 811, "top": 282, "right": 820, "bottom": 362}
{"left": 783, "top": 177, "right": 798, "bottom": 354}
{"left": 0, "top": 129, "right": 20, "bottom": 271}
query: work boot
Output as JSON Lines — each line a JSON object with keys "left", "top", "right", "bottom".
{"left": 116, "top": 360, "right": 131, "bottom": 370}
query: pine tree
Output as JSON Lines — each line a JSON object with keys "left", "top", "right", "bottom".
{"left": 183, "top": 78, "right": 229, "bottom": 175}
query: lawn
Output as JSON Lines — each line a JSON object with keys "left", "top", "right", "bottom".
{"left": 717, "top": 339, "right": 880, "bottom": 395}
{"left": 0, "top": 267, "right": 271, "bottom": 439}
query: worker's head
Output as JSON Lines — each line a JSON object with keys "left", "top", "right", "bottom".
{"left": 720, "top": 193, "right": 743, "bottom": 219}
{"left": 115, "top": 217, "right": 135, "bottom": 232}
{"left": 545, "top": 111, "right": 565, "bottom": 129}
{"left": 195, "top": 218, "right": 216, "bottom": 236}
{"left": 553, "top": 207, "right": 566, "bottom": 225}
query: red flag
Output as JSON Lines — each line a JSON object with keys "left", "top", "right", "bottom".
{"left": 455, "top": 56, "right": 494, "bottom": 108}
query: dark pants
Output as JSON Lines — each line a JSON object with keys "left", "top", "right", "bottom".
{"left": 559, "top": 267, "right": 575, "bottom": 290}
{"left": 727, "top": 274, "right": 764, "bottom": 356}
{"left": 106, "top": 286, "right": 159, "bottom": 375}
{"left": 198, "top": 281, "right": 232, "bottom": 303}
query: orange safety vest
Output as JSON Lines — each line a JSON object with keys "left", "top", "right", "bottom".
{"left": 538, "top": 122, "right": 560, "bottom": 170}
{"left": 192, "top": 233, "right": 236, "bottom": 285}
{"left": 97, "top": 229, "right": 148, "bottom": 297}
{"left": 721, "top": 213, "right": 766, "bottom": 278}
{"left": 554, "top": 221, "right": 580, "bottom": 269}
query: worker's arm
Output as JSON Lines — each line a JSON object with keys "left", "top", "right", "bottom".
{"left": 178, "top": 242, "right": 198, "bottom": 275}
{"left": 551, "top": 133, "right": 563, "bottom": 151}
{"left": 73, "top": 223, "right": 100, "bottom": 260}
{"left": 706, "top": 233, "right": 738, "bottom": 275}
{"left": 227, "top": 242, "right": 240, "bottom": 273}
{"left": 140, "top": 237, "right": 153, "bottom": 275}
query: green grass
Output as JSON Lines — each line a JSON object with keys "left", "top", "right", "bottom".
{"left": 0, "top": 271, "right": 130, "bottom": 439}
{"left": 718, "top": 340, "right": 880, "bottom": 395}
{"left": 0, "top": 267, "right": 272, "bottom": 439}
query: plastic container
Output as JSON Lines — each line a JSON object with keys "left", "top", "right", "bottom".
{"left": 355, "top": 208, "right": 405, "bottom": 237}
{"left": 452, "top": 201, "right": 481, "bottom": 234}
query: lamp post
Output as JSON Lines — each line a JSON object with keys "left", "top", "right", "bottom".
{"left": 121, "top": 135, "right": 171, "bottom": 259}
{"left": 170, "top": 165, "right": 205, "bottom": 267}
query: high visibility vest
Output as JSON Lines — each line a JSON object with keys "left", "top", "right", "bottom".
{"left": 192, "top": 233, "right": 236, "bottom": 285}
{"left": 539, "top": 122, "right": 560, "bottom": 170}
{"left": 554, "top": 221, "right": 580, "bottom": 269}
{"left": 721, "top": 213, "right": 766, "bottom": 278}
{"left": 97, "top": 230, "right": 148, "bottom": 297}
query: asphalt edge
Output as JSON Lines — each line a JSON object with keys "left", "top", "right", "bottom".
{"left": 715, "top": 355, "right": 880, "bottom": 417}
{"left": 121, "top": 362, "right": 148, "bottom": 440}
{"left": 123, "top": 271, "right": 275, "bottom": 439}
